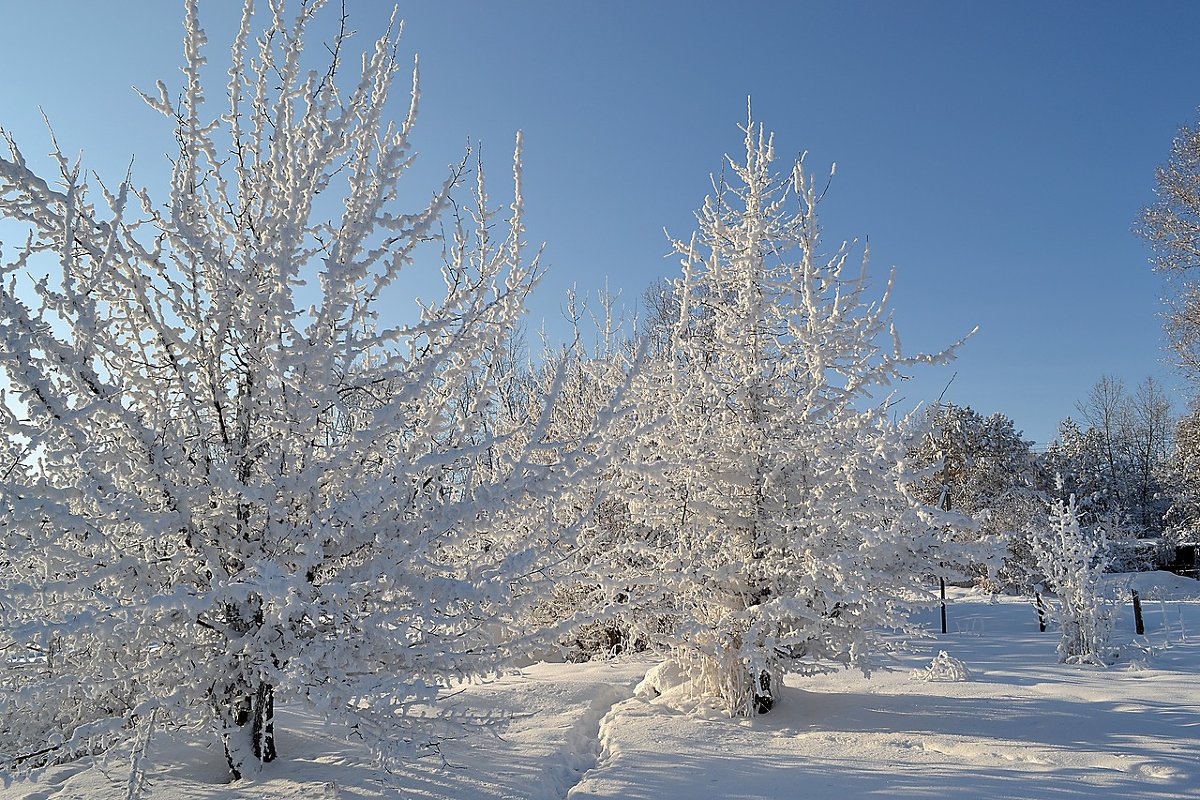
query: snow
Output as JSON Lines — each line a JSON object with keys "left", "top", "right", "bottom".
{"left": 0, "top": 660, "right": 650, "bottom": 800}
{"left": 6, "top": 573, "right": 1200, "bottom": 800}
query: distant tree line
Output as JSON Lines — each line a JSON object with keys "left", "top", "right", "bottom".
{"left": 906, "top": 377, "right": 1197, "bottom": 585}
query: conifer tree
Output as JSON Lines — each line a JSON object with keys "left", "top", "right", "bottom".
{"left": 631, "top": 114, "right": 968, "bottom": 716}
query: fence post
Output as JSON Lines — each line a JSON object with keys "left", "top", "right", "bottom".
{"left": 1132, "top": 589, "right": 1145, "bottom": 636}
{"left": 940, "top": 576, "right": 947, "bottom": 634}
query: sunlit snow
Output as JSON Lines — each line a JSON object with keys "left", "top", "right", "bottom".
{"left": 5, "top": 573, "right": 1198, "bottom": 800}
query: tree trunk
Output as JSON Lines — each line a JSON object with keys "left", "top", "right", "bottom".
{"left": 251, "top": 682, "right": 277, "bottom": 763}
{"left": 753, "top": 669, "right": 774, "bottom": 714}
{"left": 222, "top": 679, "right": 276, "bottom": 780}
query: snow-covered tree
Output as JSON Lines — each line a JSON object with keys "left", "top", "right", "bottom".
{"left": 1041, "top": 418, "right": 1112, "bottom": 515}
{"left": 912, "top": 404, "right": 1037, "bottom": 516}
{"left": 1078, "top": 376, "right": 1137, "bottom": 517}
{"left": 635, "top": 277, "right": 682, "bottom": 358}
{"left": 1029, "top": 480, "right": 1114, "bottom": 665}
{"left": 0, "top": 0, "right": 622, "bottom": 780}
{"left": 910, "top": 404, "right": 1040, "bottom": 584}
{"left": 498, "top": 288, "right": 654, "bottom": 661}
{"left": 1126, "top": 378, "right": 1176, "bottom": 531}
{"left": 1044, "top": 377, "right": 1174, "bottom": 536}
{"left": 1164, "top": 401, "right": 1200, "bottom": 536}
{"left": 1138, "top": 111, "right": 1200, "bottom": 380}
{"left": 627, "top": 115, "right": 969, "bottom": 716}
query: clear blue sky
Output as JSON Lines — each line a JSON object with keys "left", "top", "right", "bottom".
{"left": 1, "top": 1, "right": 1197, "bottom": 445}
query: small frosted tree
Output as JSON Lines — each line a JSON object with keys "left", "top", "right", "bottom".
{"left": 0, "top": 0, "right": 622, "bottom": 780}
{"left": 1029, "top": 479, "right": 1114, "bottom": 665}
{"left": 628, "top": 114, "right": 969, "bottom": 716}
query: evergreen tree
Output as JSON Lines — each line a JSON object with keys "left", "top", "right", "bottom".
{"left": 630, "top": 114, "right": 968, "bottom": 716}
{"left": 910, "top": 403, "right": 1041, "bottom": 586}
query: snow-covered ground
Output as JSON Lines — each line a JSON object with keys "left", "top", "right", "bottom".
{"left": 6, "top": 572, "right": 1200, "bottom": 800}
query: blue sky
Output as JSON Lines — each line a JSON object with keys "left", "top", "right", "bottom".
{"left": 1, "top": 1, "right": 1197, "bottom": 444}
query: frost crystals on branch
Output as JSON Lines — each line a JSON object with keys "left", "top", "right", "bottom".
{"left": 0, "top": 0, "right": 624, "bottom": 781}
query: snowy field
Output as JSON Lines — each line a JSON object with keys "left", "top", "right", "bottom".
{"left": 5, "top": 572, "right": 1200, "bottom": 800}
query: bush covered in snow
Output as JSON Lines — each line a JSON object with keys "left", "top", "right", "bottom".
{"left": 1030, "top": 481, "right": 1117, "bottom": 665}
{"left": 911, "top": 651, "right": 972, "bottom": 682}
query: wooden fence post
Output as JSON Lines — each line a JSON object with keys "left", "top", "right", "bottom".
{"left": 1132, "top": 589, "right": 1145, "bottom": 636}
{"left": 940, "top": 577, "right": 947, "bottom": 634}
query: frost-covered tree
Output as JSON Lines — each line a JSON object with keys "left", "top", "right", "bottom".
{"left": 1045, "top": 376, "right": 1174, "bottom": 536}
{"left": 910, "top": 404, "right": 1041, "bottom": 586}
{"left": 1078, "top": 376, "right": 1136, "bottom": 515}
{"left": 912, "top": 404, "right": 1036, "bottom": 515}
{"left": 628, "top": 115, "right": 968, "bottom": 716}
{"left": 1029, "top": 480, "right": 1114, "bottom": 665}
{"left": 635, "top": 277, "right": 682, "bottom": 358}
{"left": 1164, "top": 401, "right": 1200, "bottom": 536}
{"left": 1126, "top": 377, "right": 1176, "bottom": 531}
{"left": 1138, "top": 111, "right": 1200, "bottom": 380}
{"left": 1041, "top": 418, "right": 1112, "bottom": 515}
{"left": 500, "top": 288, "right": 658, "bottom": 661}
{"left": 0, "top": 0, "right": 621, "bottom": 780}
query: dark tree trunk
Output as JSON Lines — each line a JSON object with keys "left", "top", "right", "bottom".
{"left": 251, "top": 681, "right": 276, "bottom": 763}
{"left": 222, "top": 680, "right": 276, "bottom": 780}
{"left": 753, "top": 670, "right": 774, "bottom": 714}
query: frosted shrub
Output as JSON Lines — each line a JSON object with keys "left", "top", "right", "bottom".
{"left": 911, "top": 651, "right": 971, "bottom": 682}
{"left": 505, "top": 290, "right": 665, "bottom": 663}
{"left": 1030, "top": 480, "right": 1116, "bottom": 665}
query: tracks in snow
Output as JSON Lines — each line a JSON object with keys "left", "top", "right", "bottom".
{"left": 555, "top": 681, "right": 636, "bottom": 800}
